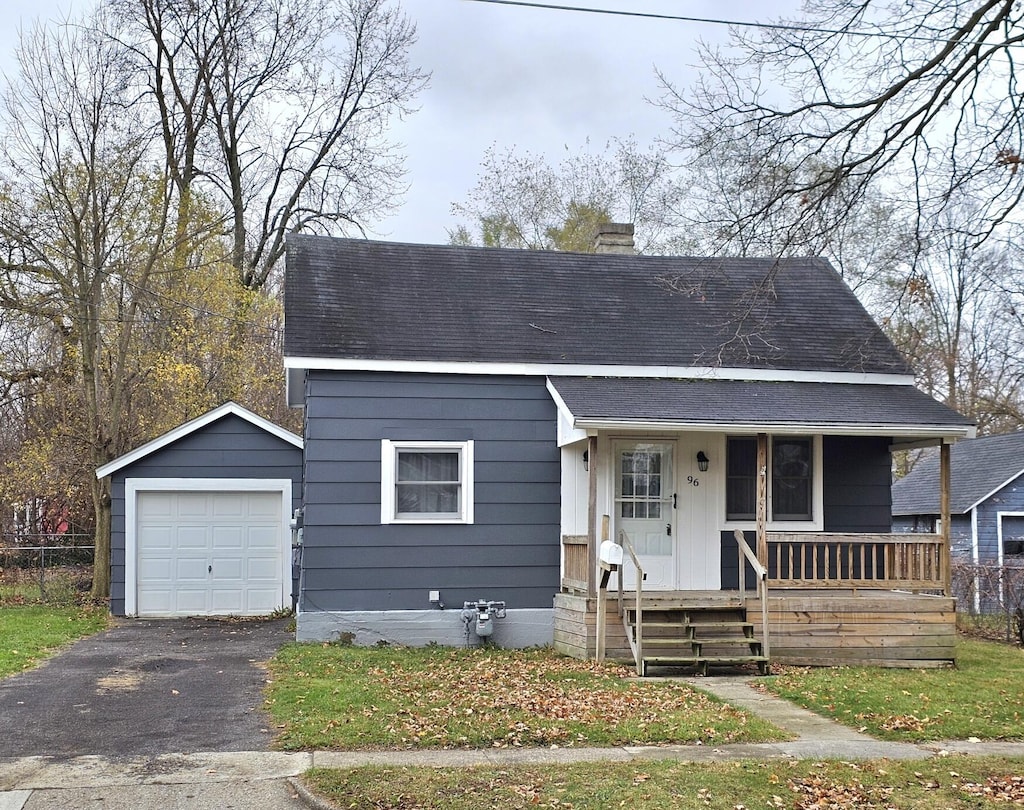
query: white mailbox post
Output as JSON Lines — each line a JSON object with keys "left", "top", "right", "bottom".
{"left": 596, "top": 539, "right": 623, "bottom": 662}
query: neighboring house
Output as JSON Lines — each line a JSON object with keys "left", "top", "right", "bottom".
{"left": 284, "top": 225, "right": 974, "bottom": 669}
{"left": 96, "top": 402, "right": 303, "bottom": 617}
{"left": 893, "top": 432, "right": 1024, "bottom": 567}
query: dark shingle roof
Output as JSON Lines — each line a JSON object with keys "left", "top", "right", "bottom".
{"left": 284, "top": 236, "right": 912, "bottom": 374}
{"left": 892, "top": 432, "right": 1024, "bottom": 515}
{"left": 549, "top": 377, "right": 973, "bottom": 431}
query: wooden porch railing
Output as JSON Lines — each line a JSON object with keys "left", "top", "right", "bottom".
{"left": 561, "top": 534, "right": 589, "bottom": 593}
{"left": 766, "top": 532, "right": 946, "bottom": 591}
{"left": 617, "top": 529, "right": 645, "bottom": 676}
{"left": 733, "top": 529, "right": 770, "bottom": 662}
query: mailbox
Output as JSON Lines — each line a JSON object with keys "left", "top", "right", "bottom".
{"left": 599, "top": 540, "right": 623, "bottom": 568}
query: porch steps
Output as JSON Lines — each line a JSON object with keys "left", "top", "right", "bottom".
{"left": 623, "top": 603, "right": 769, "bottom": 677}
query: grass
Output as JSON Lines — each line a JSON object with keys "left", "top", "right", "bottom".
{"left": 265, "top": 644, "right": 790, "bottom": 750}
{"left": 763, "top": 638, "right": 1024, "bottom": 742}
{"left": 302, "top": 756, "right": 1024, "bottom": 809}
{"left": 0, "top": 565, "right": 93, "bottom": 607}
{"left": 0, "top": 605, "right": 108, "bottom": 677}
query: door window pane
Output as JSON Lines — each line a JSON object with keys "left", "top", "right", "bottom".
{"left": 618, "top": 447, "right": 668, "bottom": 520}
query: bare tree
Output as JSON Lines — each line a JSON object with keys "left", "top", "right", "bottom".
{"left": 672, "top": 138, "right": 916, "bottom": 298}
{"left": 0, "top": 12, "right": 178, "bottom": 597}
{"left": 450, "top": 138, "right": 683, "bottom": 253}
{"left": 112, "top": 0, "right": 427, "bottom": 289}
{"left": 881, "top": 206, "right": 1024, "bottom": 432}
{"left": 662, "top": 0, "right": 1024, "bottom": 252}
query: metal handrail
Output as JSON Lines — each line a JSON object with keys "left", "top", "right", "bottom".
{"left": 618, "top": 529, "right": 645, "bottom": 675}
{"left": 734, "top": 529, "right": 771, "bottom": 663}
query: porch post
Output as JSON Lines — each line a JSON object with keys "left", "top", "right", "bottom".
{"left": 940, "top": 440, "right": 952, "bottom": 597}
{"left": 587, "top": 435, "right": 598, "bottom": 598}
{"left": 756, "top": 433, "right": 768, "bottom": 569}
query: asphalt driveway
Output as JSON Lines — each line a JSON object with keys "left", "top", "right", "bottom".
{"left": 0, "top": 617, "right": 293, "bottom": 759}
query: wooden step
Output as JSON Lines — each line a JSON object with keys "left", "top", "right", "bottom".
{"left": 640, "top": 654, "right": 771, "bottom": 677}
{"left": 693, "top": 642, "right": 763, "bottom": 656}
{"left": 688, "top": 621, "right": 753, "bottom": 634}
{"left": 621, "top": 597, "right": 769, "bottom": 677}
{"left": 622, "top": 622, "right": 688, "bottom": 630}
{"left": 689, "top": 635, "right": 759, "bottom": 645}
{"left": 642, "top": 637, "right": 699, "bottom": 647}
{"left": 644, "top": 655, "right": 770, "bottom": 665}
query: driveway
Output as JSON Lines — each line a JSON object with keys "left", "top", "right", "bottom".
{"left": 0, "top": 618, "right": 292, "bottom": 758}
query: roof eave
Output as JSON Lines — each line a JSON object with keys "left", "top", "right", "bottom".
{"left": 284, "top": 355, "right": 917, "bottom": 386}
{"left": 571, "top": 417, "right": 975, "bottom": 439}
{"left": 96, "top": 402, "right": 303, "bottom": 479}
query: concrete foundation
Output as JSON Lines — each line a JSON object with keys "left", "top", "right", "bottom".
{"left": 295, "top": 608, "right": 554, "bottom": 648}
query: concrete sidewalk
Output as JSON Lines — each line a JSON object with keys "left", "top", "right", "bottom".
{"left": 3, "top": 676, "right": 1024, "bottom": 808}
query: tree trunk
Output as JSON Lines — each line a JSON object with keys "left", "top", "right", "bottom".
{"left": 90, "top": 474, "right": 111, "bottom": 601}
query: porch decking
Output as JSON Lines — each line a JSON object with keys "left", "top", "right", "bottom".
{"left": 553, "top": 588, "right": 957, "bottom": 668}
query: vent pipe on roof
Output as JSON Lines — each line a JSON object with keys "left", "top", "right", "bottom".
{"left": 593, "top": 222, "right": 635, "bottom": 254}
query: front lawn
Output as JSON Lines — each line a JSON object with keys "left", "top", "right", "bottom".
{"left": 266, "top": 644, "right": 790, "bottom": 750}
{"left": 303, "top": 756, "right": 1024, "bottom": 809}
{"left": 0, "top": 605, "right": 108, "bottom": 677}
{"left": 764, "top": 638, "right": 1024, "bottom": 742}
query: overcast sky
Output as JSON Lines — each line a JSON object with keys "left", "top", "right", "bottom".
{"left": 0, "top": 0, "right": 799, "bottom": 245}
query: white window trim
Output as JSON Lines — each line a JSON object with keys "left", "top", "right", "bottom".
{"left": 723, "top": 435, "right": 824, "bottom": 532}
{"left": 381, "top": 439, "right": 475, "bottom": 525}
{"left": 997, "top": 511, "right": 1024, "bottom": 567}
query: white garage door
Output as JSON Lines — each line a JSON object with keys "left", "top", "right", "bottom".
{"left": 136, "top": 490, "right": 285, "bottom": 617}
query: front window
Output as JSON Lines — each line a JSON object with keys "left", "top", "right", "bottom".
{"left": 726, "top": 435, "right": 815, "bottom": 523}
{"left": 381, "top": 440, "right": 474, "bottom": 524}
{"left": 772, "top": 437, "right": 812, "bottom": 520}
{"left": 726, "top": 437, "right": 757, "bottom": 520}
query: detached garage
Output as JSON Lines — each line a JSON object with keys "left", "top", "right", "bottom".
{"left": 96, "top": 402, "right": 303, "bottom": 617}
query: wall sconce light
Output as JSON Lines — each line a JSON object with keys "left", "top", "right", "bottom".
{"left": 696, "top": 451, "right": 709, "bottom": 472}
{"left": 582, "top": 449, "right": 589, "bottom": 471}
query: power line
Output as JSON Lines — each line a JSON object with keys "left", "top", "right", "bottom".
{"left": 462, "top": 0, "right": 1015, "bottom": 48}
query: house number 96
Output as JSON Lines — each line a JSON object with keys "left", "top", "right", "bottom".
{"left": 687, "top": 476, "right": 700, "bottom": 487}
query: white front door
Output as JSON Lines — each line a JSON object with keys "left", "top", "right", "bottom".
{"left": 616, "top": 441, "right": 675, "bottom": 590}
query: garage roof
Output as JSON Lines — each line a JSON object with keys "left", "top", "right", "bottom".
{"left": 96, "top": 402, "right": 302, "bottom": 479}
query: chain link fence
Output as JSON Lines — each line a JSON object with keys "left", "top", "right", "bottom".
{"left": 0, "top": 534, "right": 94, "bottom": 604}
{"left": 951, "top": 558, "right": 1024, "bottom": 643}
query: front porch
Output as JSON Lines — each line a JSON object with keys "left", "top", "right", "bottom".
{"left": 554, "top": 588, "right": 957, "bottom": 670}
{"left": 555, "top": 524, "right": 958, "bottom": 671}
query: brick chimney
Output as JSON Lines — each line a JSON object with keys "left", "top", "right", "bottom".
{"left": 593, "top": 222, "right": 635, "bottom": 254}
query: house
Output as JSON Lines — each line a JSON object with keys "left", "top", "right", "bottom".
{"left": 893, "top": 432, "right": 1024, "bottom": 567}
{"left": 96, "top": 402, "right": 303, "bottom": 617}
{"left": 284, "top": 225, "right": 974, "bottom": 670}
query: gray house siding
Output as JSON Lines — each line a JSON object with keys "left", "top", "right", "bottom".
{"left": 975, "top": 475, "right": 1024, "bottom": 562}
{"left": 721, "top": 436, "right": 893, "bottom": 588}
{"left": 299, "top": 372, "right": 560, "bottom": 617}
{"left": 109, "top": 415, "right": 303, "bottom": 616}
{"left": 892, "top": 514, "right": 973, "bottom": 558}
{"left": 892, "top": 473, "right": 1024, "bottom": 562}
{"left": 822, "top": 436, "right": 893, "bottom": 532}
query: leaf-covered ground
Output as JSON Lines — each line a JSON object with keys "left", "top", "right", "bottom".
{"left": 266, "top": 644, "right": 789, "bottom": 750}
{"left": 762, "top": 638, "right": 1024, "bottom": 742}
{"left": 302, "top": 756, "right": 1024, "bottom": 809}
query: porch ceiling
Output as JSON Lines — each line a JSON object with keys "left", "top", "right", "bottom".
{"left": 548, "top": 377, "right": 974, "bottom": 439}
